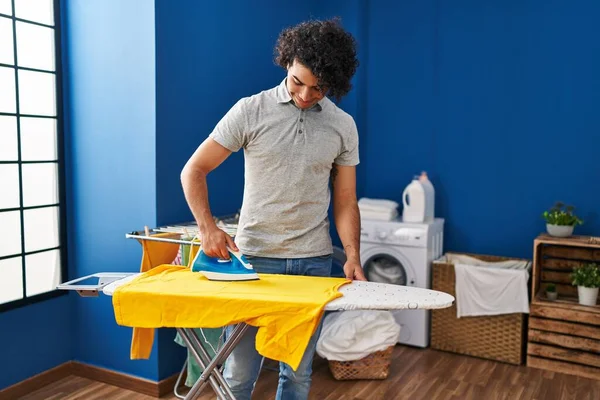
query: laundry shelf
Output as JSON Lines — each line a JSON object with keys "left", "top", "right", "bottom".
{"left": 527, "top": 234, "right": 600, "bottom": 381}
{"left": 533, "top": 291, "right": 600, "bottom": 312}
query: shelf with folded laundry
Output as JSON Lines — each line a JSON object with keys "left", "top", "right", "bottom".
{"left": 527, "top": 234, "right": 600, "bottom": 381}
{"left": 430, "top": 252, "right": 531, "bottom": 366}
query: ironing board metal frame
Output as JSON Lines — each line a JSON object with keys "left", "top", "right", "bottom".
{"left": 176, "top": 324, "right": 249, "bottom": 400}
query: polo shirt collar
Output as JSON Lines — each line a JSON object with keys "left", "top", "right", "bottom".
{"left": 276, "top": 78, "right": 323, "bottom": 111}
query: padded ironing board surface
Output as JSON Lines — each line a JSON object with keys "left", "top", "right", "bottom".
{"left": 325, "top": 281, "right": 454, "bottom": 310}
{"left": 103, "top": 274, "right": 454, "bottom": 310}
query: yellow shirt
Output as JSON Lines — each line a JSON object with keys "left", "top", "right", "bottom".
{"left": 113, "top": 264, "right": 348, "bottom": 370}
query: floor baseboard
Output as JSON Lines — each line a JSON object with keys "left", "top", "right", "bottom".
{"left": 0, "top": 362, "right": 73, "bottom": 400}
{"left": 0, "top": 361, "right": 180, "bottom": 399}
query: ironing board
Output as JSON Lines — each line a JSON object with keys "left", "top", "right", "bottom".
{"left": 57, "top": 225, "right": 454, "bottom": 400}
{"left": 59, "top": 272, "right": 453, "bottom": 400}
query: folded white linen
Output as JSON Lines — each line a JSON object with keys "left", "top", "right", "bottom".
{"left": 360, "top": 208, "right": 398, "bottom": 221}
{"left": 358, "top": 198, "right": 399, "bottom": 212}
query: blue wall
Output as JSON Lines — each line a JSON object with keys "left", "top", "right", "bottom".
{"left": 0, "top": 296, "right": 72, "bottom": 389}
{"left": 365, "top": 0, "right": 600, "bottom": 258}
{"left": 63, "top": 0, "right": 159, "bottom": 381}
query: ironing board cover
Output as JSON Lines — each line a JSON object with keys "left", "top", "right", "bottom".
{"left": 104, "top": 273, "right": 454, "bottom": 310}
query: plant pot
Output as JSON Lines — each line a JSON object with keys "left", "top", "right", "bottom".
{"left": 546, "top": 224, "right": 574, "bottom": 237}
{"left": 546, "top": 291, "right": 558, "bottom": 301}
{"left": 577, "top": 286, "right": 599, "bottom": 306}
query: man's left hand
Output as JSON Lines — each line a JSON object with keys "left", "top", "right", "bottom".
{"left": 343, "top": 261, "right": 367, "bottom": 281}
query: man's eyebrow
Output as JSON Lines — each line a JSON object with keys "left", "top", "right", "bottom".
{"left": 292, "top": 74, "right": 320, "bottom": 89}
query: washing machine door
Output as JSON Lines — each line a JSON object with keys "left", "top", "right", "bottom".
{"left": 361, "top": 246, "right": 416, "bottom": 286}
{"left": 361, "top": 246, "right": 422, "bottom": 347}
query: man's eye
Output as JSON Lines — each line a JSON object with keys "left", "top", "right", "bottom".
{"left": 294, "top": 80, "right": 302, "bottom": 85}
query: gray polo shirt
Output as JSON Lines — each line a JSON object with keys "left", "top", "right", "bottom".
{"left": 209, "top": 78, "right": 359, "bottom": 258}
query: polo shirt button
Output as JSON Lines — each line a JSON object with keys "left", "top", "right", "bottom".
{"left": 298, "top": 130, "right": 303, "bottom": 134}
{"left": 300, "top": 118, "right": 303, "bottom": 122}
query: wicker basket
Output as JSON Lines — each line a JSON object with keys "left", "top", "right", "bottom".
{"left": 430, "top": 252, "right": 530, "bottom": 365}
{"left": 328, "top": 346, "right": 393, "bottom": 380}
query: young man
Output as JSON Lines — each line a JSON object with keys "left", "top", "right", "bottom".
{"left": 181, "top": 18, "right": 365, "bottom": 400}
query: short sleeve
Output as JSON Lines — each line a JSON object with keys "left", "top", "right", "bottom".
{"left": 334, "top": 118, "right": 360, "bottom": 166}
{"left": 209, "top": 98, "right": 248, "bottom": 152}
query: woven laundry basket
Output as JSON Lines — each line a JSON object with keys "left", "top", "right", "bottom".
{"left": 328, "top": 346, "right": 394, "bottom": 380}
{"left": 430, "top": 252, "right": 530, "bottom": 365}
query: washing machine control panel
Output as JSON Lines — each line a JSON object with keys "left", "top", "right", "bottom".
{"left": 361, "top": 224, "right": 428, "bottom": 247}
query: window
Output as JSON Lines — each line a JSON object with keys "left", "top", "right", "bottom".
{"left": 0, "top": 0, "right": 66, "bottom": 311}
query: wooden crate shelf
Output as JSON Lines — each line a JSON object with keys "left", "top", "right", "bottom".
{"left": 527, "top": 234, "right": 600, "bottom": 380}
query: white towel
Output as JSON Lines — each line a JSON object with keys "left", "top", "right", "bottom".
{"left": 358, "top": 198, "right": 399, "bottom": 212}
{"left": 454, "top": 263, "right": 530, "bottom": 318}
{"left": 360, "top": 208, "right": 398, "bottom": 221}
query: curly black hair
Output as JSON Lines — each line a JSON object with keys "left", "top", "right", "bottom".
{"left": 274, "top": 18, "right": 359, "bottom": 102}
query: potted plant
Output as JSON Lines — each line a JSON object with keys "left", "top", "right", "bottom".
{"left": 542, "top": 202, "right": 583, "bottom": 237}
{"left": 545, "top": 283, "right": 558, "bottom": 301}
{"left": 570, "top": 263, "right": 600, "bottom": 306}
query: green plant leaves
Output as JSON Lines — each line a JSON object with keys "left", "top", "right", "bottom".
{"left": 542, "top": 202, "right": 583, "bottom": 226}
{"left": 571, "top": 263, "right": 600, "bottom": 288}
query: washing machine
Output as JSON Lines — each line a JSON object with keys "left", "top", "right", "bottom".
{"left": 360, "top": 217, "right": 444, "bottom": 348}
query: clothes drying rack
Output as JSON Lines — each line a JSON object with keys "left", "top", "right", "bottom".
{"left": 57, "top": 220, "right": 455, "bottom": 400}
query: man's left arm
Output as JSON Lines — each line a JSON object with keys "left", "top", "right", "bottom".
{"left": 331, "top": 164, "right": 367, "bottom": 281}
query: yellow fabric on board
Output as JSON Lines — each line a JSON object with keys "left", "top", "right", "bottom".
{"left": 130, "top": 233, "right": 181, "bottom": 359}
{"left": 113, "top": 264, "right": 349, "bottom": 370}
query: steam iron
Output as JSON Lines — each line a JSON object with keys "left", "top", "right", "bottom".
{"left": 191, "top": 246, "right": 259, "bottom": 281}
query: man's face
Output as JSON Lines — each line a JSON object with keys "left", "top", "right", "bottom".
{"left": 286, "top": 59, "right": 326, "bottom": 109}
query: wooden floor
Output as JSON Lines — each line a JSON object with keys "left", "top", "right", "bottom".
{"left": 19, "top": 346, "right": 600, "bottom": 400}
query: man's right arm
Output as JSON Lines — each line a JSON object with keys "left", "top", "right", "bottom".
{"left": 181, "top": 137, "right": 236, "bottom": 259}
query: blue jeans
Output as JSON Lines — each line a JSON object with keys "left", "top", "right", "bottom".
{"left": 222, "top": 255, "right": 332, "bottom": 400}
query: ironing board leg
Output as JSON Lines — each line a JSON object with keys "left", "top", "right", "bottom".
{"left": 178, "top": 323, "right": 250, "bottom": 400}
{"left": 173, "top": 357, "right": 188, "bottom": 399}
{"left": 177, "top": 328, "right": 228, "bottom": 399}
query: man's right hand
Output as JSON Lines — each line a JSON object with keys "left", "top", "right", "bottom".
{"left": 200, "top": 226, "right": 239, "bottom": 260}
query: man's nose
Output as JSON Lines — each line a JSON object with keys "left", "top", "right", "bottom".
{"left": 300, "top": 86, "right": 311, "bottom": 100}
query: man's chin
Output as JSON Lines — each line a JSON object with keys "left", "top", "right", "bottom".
{"left": 295, "top": 99, "right": 314, "bottom": 109}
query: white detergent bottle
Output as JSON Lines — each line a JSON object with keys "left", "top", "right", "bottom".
{"left": 402, "top": 177, "right": 426, "bottom": 223}
{"left": 419, "top": 171, "right": 435, "bottom": 221}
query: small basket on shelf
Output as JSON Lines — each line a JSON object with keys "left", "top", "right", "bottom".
{"left": 327, "top": 346, "right": 394, "bottom": 380}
